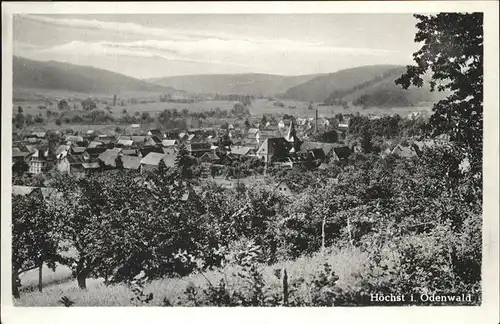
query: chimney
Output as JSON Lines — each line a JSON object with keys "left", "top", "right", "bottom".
{"left": 315, "top": 109, "right": 318, "bottom": 133}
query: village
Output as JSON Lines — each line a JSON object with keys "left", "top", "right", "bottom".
{"left": 11, "top": 107, "right": 437, "bottom": 195}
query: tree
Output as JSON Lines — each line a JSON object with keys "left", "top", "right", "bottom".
{"left": 58, "top": 100, "right": 69, "bottom": 111}
{"left": 176, "top": 144, "right": 193, "bottom": 179}
{"left": 12, "top": 160, "right": 29, "bottom": 176}
{"left": 14, "top": 111, "right": 25, "bottom": 129}
{"left": 395, "top": 13, "right": 483, "bottom": 169}
{"left": 12, "top": 193, "right": 60, "bottom": 298}
{"left": 47, "top": 174, "right": 107, "bottom": 289}
{"left": 81, "top": 98, "right": 97, "bottom": 111}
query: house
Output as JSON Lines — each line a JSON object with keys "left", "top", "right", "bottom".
{"left": 122, "top": 149, "right": 139, "bottom": 156}
{"left": 85, "top": 147, "right": 107, "bottom": 160}
{"left": 229, "top": 146, "right": 254, "bottom": 157}
{"left": 187, "top": 142, "right": 212, "bottom": 158}
{"left": 162, "top": 154, "right": 177, "bottom": 169}
{"left": 87, "top": 141, "right": 105, "bottom": 148}
{"left": 331, "top": 146, "right": 351, "bottom": 163}
{"left": 121, "top": 155, "right": 141, "bottom": 171}
{"left": 65, "top": 135, "right": 84, "bottom": 144}
{"left": 148, "top": 129, "right": 163, "bottom": 138}
{"left": 162, "top": 146, "right": 177, "bottom": 156}
{"left": 132, "top": 136, "right": 147, "bottom": 147}
{"left": 12, "top": 147, "right": 31, "bottom": 164}
{"left": 256, "top": 138, "right": 292, "bottom": 163}
{"left": 30, "top": 132, "right": 47, "bottom": 139}
{"left": 12, "top": 185, "right": 39, "bottom": 197}
{"left": 97, "top": 135, "right": 117, "bottom": 146}
{"left": 143, "top": 136, "right": 160, "bottom": 147}
{"left": 275, "top": 181, "right": 294, "bottom": 196}
{"left": 98, "top": 149, "right": 121, "bottom": 168}
{"left": 298, "top": 142, "right": 337, "bottom": 160}
{"left": 199, "top": 152, "right": 221, "bottom": 164}
{"left": 140, "top": 152, "right": 167, "bottom": 173}
{"left": 117, "top": 137, "right": 135, "bottom": 148}
{"left": 140, "top": 146, "right": 164, "bottom": 158}
{"left": 29, "top": 148, "right": 56, "bottom": 174}
{"left": 82, "top": 161, "right": 101, "bottom": 173}
{"left": 57, "top": 154, "right": 85, "bottom": 176}
{"left": 70, "top": 146, "right": 87, "bottom": 155}
{"left": 391, "top": 144, "right": 418, "bottom": 158}
{"left": 162, "top": 139, "right": 178, "bottom": 147}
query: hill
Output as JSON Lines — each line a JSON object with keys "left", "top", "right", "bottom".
{"left": 281, "top": 65, "right": 407, "bottom": 102}
{"left": 323, "top": 66, "right": 447, "bottom": 108}
{"left": 147, "top": 73, "right": 324, "bottom": 97}
{"left": 13, "top": 56, "right": 177, "bottom": 95}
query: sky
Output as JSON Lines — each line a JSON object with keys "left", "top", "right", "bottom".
{"left": 13, "top": 14, "right": 421, "bottom": 79}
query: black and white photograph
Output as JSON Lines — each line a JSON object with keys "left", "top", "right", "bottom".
{"left": 1, "top": 1, "right": 498, "bottom": 323}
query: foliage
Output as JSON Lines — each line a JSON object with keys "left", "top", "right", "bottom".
{"left": 395, "top": 13, "right": 483, "bottom": 167}
{"left": 12, "top": 193, "right": 60, "bottom": 298}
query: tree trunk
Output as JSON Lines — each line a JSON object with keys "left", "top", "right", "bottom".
{"left": 77, "top": 271, "right": 87, "bottom": 289}
{"left": 321, "top": 214, "right": 326, "bottom": 251}
{"left": 76, "top": 262, "right": 88, "bottom": 290}
{"left": 12, "top": 270, "right": 20, "bottom": 299}
{"left": 38, "top": 261, "right": 43, "bottom": 292}
{"left": 347, "top": 214, "right": 353, "bottom": 246}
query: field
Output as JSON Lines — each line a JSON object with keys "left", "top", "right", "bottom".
{"left": 15, "top": 247, "right": 367, "bottom": 306}
{"left": 13, "top": 87, "right": 433, "bottom": 125}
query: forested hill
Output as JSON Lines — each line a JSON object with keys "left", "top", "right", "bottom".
{"left": 281, "top": 65, "right": 444, "bottom": 107}
{"left": 13, "top": 56, "right": 177, "bottom": 94}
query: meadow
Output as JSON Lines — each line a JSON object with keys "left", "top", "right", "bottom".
{"left": 15, "top": 246, "right": 367, "bottom": 306}
{"left": 13, "top": 87, "right": 433, "bottom": 125}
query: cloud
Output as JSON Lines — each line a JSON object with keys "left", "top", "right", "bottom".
{"left": 17, "top": 14, "right": 397, "bottom": 56}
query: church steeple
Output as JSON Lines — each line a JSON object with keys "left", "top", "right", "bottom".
{"left": 285, "top": 119, "right": 301, "bottom": 152}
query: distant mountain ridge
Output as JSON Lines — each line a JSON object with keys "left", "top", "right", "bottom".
{"left": 13, "top": 56, "right": 178, "bottom": 95}
{"left": 147, "top": 73, "right": 325, "bottom": 97}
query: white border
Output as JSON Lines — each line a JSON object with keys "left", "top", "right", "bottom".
{"left": 2, "top": 2, "right": 499, "bottom": 324}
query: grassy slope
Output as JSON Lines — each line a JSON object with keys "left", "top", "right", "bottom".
{"left": 148, "top": 73, "right": 325, "bottom": 97}
{"left": 15, "top": 247, "right": 367, "bottom": 306}
{"left": 13, "top": 56, "right": 176, "bottom": 95}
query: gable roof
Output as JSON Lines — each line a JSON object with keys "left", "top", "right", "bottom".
{"left": 200, "top": 152, "right": 221, "bottom": 162}
{"left": 140, "top": 152, "right": 165, "bottom": 166}
{"left": 98, "top": 149, "right": 120, "bottom": 167}
{"left": 162, "top": 139, "right": 177, "bottom": 147}
{"left": 85, "top": 147, "right": 107, "bottom": 157}
{"left": 257, "top": 138, "right": 292, "bottom": 156}
{"left": 132, "top": 136, "right": 147, "bottom": 145}
{"left": 121, "top": 155, "right": 141, "bottom": 170}
{"left": 299, "top": 142, "right": 336, "bottom": 156}
{"left": 332, "top": 146, "right": 351, "bottom": 160}
{"left": 12, "top": 148, "right": 31, "bottom": 158}
{"left": 162, "top": 154, "right": 177, "bottom": 168}
{"left": 189, "top": 142, "right": 212, "bottom": 151}
{"left": 391, "top": 144, "right": 418, "bottom": 158}
{"left": 230, "top": 146, "right": 253, "bottom": 156}
{"left": 88, "top": 141, "right": 104, "bottom": 148}
{"left": 71, "top": 146, "right": 86, "bottom": 154}
{"left": 117, "top": 139, "right": 135, "bottom": 147}
{"left": 12, "top": 185, "right": 37, "bottom": 196}
{"left": 121, "top": 149, "right": 138, "bottom": 156}
{"left": 66, "top": 135, "right": 84, "bottom": 143}
{"left": 82, "top": 162, "right": 100, "bottom": 169}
